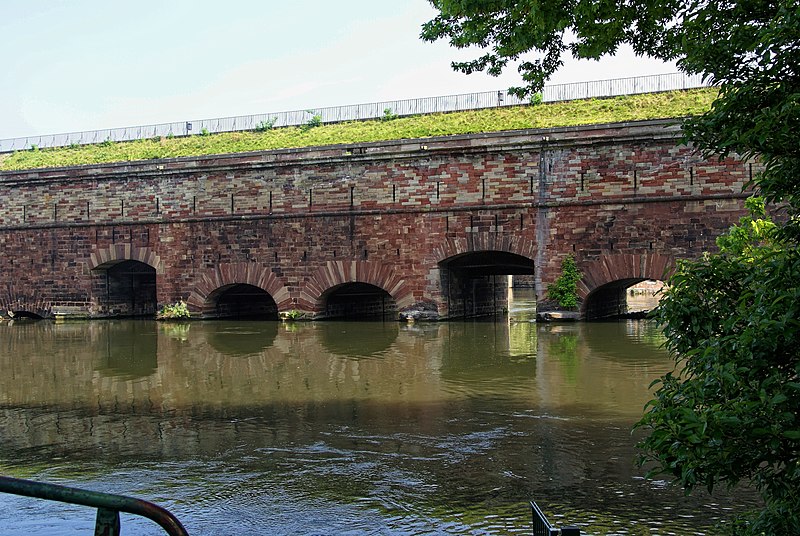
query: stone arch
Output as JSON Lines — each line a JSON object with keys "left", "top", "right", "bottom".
{"left": 578, "top": 253, "right": 675, "bottom": 319}
{"left": 89, "top": 246, "right": 160, "bottom": 318}
{"left": 0, "top": 294, "right": 51, "bottom": 319}
{"left": 434, "top": 233, "right": 536, "bottom": 319}
{"left": 301, "top": 261, "right": 413, "bottom": 314}
{"left": 432, "top": 232, "right": 537, "bottom": 263}
{"left": 89, "top": 244, "right": 163, "bottom": 273}
{"left": 187, "top": 263, "right": 291, "bottom": 317}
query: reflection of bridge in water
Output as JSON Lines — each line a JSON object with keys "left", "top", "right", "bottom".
{"left": 0, "top": 319, "right": 669, "bottom": 426}
{"left": 0, "top": 318, "right": 755, "bottom": 534}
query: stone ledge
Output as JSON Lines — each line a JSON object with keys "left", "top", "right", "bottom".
{"left": 536, "top": 311, "right": 581, "bottom": 322}
{"left": 51, "top": 305, "right": 91, "bottom": 318}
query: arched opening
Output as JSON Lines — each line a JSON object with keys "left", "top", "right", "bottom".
{"left": 94, "top": 260, "right": 157, "bottom": 318}
{"left": 5, "top": 311, "right": 44, "bottom": 320}
{"left": 439, "top": 251, "right": 534, "bottom": 319}
{"left": 208, "top": 284, "right": 279, "bottom": 320}
{"left": 584, "top": 278, "right": 666, "bottom": 321}
{"left": 321, "top": 282, "right": 397, "bottom": 320}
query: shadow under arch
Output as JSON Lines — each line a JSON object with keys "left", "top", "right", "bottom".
{"left": 205, "top": 283, "right": 280, "bottom": 320}
{"left": 319, "top": 282, "right": 398, "bottom": 320}
{"left": 438, "top": 250, "right": 535, "bottom": 319}
{"left": 578, "top": 253, "right": 674, "bottom": 321}
{"left": 91, "top": 259, "right": 158, "bottom": 318}
{"left": 186, "top": 263, "right": 291, "bottom": 318}
{"left": 5, "top": 311, "right": 45, "bottom": 320}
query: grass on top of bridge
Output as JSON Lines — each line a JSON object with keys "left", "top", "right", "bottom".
{"left": 0, "top": 88, "right": 716, "bottom": 171}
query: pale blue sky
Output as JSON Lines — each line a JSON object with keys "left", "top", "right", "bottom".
{"left": 1, "top": 1, "right": 676, "bottom": 139}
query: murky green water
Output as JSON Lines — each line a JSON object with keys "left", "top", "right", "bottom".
{"left": 0, "top": 291, "right": 757, "bottom": 535}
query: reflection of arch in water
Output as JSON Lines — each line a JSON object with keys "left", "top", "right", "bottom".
{"left": 579, "top": 253, "right": 673, "bottom": 320}
{"left": 317, "top": 321, "right": 399, "bottom": 357}
{"left": 95, "top": 320, "right": 158, "bottom": 379}
{"left": 204, "top": 321, "right": 279, "bottom": 356}
{"left": 576, "top": 321, "right": 668, "bottom": 363}
{"left": 187, "top": 263, "right": 290, "bottom": 319}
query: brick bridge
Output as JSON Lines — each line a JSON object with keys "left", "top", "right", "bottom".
{"left": 0, "top": 119, "right": 753, "bottom": 321}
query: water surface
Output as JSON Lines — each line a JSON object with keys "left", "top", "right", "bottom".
{"left": 0, "top": 292, "right": 758, "bottom": 534}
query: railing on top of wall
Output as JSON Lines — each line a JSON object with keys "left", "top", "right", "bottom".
{"left": 0, "top": 72, "right": 708, "bottom": 153}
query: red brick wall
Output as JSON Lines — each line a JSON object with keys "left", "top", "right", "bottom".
{"left": 0, "top": 119, "right": 754, "bottom": 319}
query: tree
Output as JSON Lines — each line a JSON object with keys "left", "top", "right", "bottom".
{"left": 640, "top": 200, "right": 799, "bottom": 534}
{"left": 423, "top": 1, "right": 800, "bottom": 533}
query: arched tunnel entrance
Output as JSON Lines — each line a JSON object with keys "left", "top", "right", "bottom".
{"left": 440, "top": 251, "right": 535, "bottom": 319}
{"left": 208, "top": 284, "right": 279, "bottom": 320}
{"left": 322, "top": 282, "right": 397, "bottom": 320}
{"left": 584, "top": 278, "right": 666, "bottom": 321}
{"left": 93, "top": 260, "right": 157, "bottom": 317}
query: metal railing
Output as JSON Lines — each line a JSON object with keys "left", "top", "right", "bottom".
{"left": 531, "top": 501, "right": 580, "bottom": 536}
{"left": 0, "top": 475, "right": 189, "bottom": 536}
{"left": 0, "top": 72, "right": 708, "bottom": 153}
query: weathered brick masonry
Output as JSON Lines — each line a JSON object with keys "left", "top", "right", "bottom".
{"left": 0, "top": 118, "right": 753, "bottom": 319}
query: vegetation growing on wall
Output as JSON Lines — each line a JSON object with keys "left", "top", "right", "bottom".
{"left": 547, "top": 255, "right": 582, "bottom": 310}
{"left": 0, "top": 88, "right": 715, "bottom": 171}
{"left": 156, "top": 300, "right": 191, "bottom": 320}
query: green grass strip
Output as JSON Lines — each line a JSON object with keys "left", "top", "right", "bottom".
{"left": 0, "top": 88, "right": 716, "bottom": 171}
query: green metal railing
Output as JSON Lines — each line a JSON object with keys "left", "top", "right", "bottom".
{"left": 0, "top": 475, "right": 189, "bottom": 536}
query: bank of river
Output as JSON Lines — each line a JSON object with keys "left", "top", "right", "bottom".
{"left": 0, "top": 291, "right": 758, "bottom": 534}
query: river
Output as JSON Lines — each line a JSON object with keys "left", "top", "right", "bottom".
{"left": 0, "top": 290, "right": 758, "bottom": 535}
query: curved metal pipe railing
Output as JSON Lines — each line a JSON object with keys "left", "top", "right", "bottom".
{"left": 0, "top": 475, "right": 189, "bottom": 536}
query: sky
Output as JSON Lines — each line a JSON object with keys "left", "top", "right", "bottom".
{"left": 0, "top": 1, "right": 678, "bottom": 140}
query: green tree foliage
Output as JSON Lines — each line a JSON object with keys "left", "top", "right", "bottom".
{"left": 423, "top": 1, "right": 800, "bottom": 532}
{"left": 547, "top": 254, "right": 582, "bottom": 309}
{"left": 421, "top": 0, "right": 799, "bottom": 232}
{"left": 638, "top": 202, "right": 799, "bottom": 534}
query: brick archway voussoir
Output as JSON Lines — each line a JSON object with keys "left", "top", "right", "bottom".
{"left": 302, "top": 261, "right": 413, "bottom": 312}
{"left": 433, "top": 233, "right": 537, "bottom": 263}
{"left": 89, "top": 244, "right": 163, "bottom": 273}
{"left": 186, "top": 263, "right": 291, "bottom": 313}
{"left": 577, "top": 253, "right": 676, "bottom": 299}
